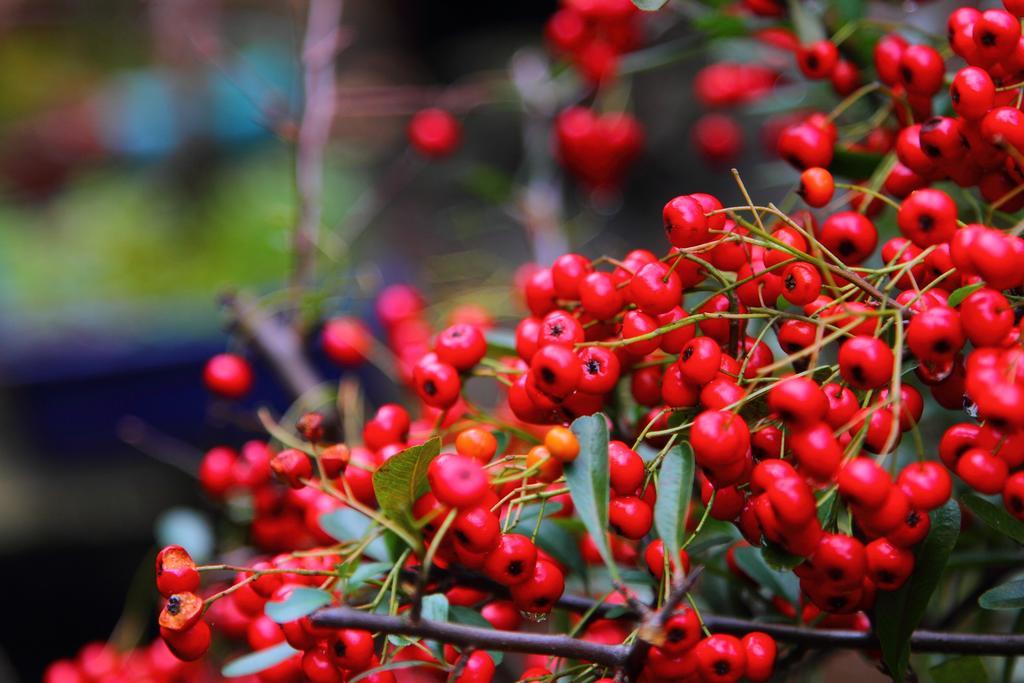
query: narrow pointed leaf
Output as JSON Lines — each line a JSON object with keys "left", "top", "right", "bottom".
{"left": 733, "top": 545, "right": 800, "bottom": 605}
{"left": 222, "top": 642, "right": 298, "bottom": 677}
{"left": 947, "top": 282, "right": 985, "bottom": 308}
{"left": 654, "top": 442, "right": 695, "bottom": 575}
{"left": 980, "top": 579, "right": 1024, "bottom": 610}
{"left": 961, "top": 493, "right": 1024, "bottom": 545}
{"left": 567, "top": 414, "right": 615, "bottom": 575}
{"left": 265, "top": 587, "right": 333, "bottom": 623}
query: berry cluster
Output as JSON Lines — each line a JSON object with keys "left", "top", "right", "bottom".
{"left": 545, "top": 0, "right": 643, "bottom": 86}
{"left": 43, "top": 639, "right": 216, "bottom": 683}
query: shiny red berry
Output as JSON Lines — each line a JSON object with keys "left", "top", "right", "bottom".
{"left": 408, "top": 108, "right": 461, "bottom": 158}
{"left": 483, "top": 533, "right": 538, "bottom": 585}
{"left": 838, "top": 336, "right": 894, "bottom": 390}
{"left": 428, "top": 454, "right": 490, "bottom": 508}
{"left": 203, "top": 353, "right": 253, "bottom": 398}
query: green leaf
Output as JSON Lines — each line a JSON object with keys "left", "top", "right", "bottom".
{"left": 264, "top": 587, "right": 333, "bottom": 624}
{"left": 222, "top": 642, "right": 298, "bottom": 677}
{"left": 492, "top": 430, "right": 510, "bottom": 457}
{"left": 421, "top": 593, "right": 449, "bottom": 622}
{"left": 693, "top": 14, "right": 747, "bottom": 38}
{"left": 787, "top": 0, "right": 825, "bottom": 43}
{"left": 449, "top": 606, "right": 505, "bottom": 664}
{"left": 948, "top": 282, "right": 986, "bottom": 308}
{"left": 567, "top": 414, "right": 615, "bottom": 576}
{"left": 319, "top": 508, "right": 392, "bottom": 561}
{"left": 319, "top": 507, "right": 373, "bottom": 541}
{"left": 828, "top": 0, "right": 864, "bottom": 24}
{"left": 631, "top": 0, "right": 669, "bottom": 10}
{"left": 830, "top": 147, "right": 885, "bottom": 179}
{"left": 450, "top": 605, "right": 493, "bottom": 628}
{"left": 348, "top": 660, "right": 448, "bottom": 683}
{"left": 931, "top": 656, "right": 988, "bottom": 683}
{"left": 733, "top": 545, "right": 800, "bottom": 605}
{"left": 962, "top": 493, "right": 1024, "bottom": 545}
{"left": 654, "top": 443, "right": 695, "bottom": 575}
{"left": 874, "top": 500, "right": 961, "bottom": 683}
{"left": 762, "top": 542, "right": 805, "bottom": 570}
{"left": 373, "top": 437, "right": 442, "bottom": 541}
{"left": 980, "top": 579, "right": 1024, "bottom": 610}
{"left": 345, "top": 562, "right": 393, "bottom": 593}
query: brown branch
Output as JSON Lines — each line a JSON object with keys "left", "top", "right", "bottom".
{"left": 222, "top": 292, "right": 334, "bottom": 421}
{"left": 291, "top": 0, "right": 345, "bottom": 298}
{"left": 556, "top": 594, "right": 1024, "bottom": 655}
{"left": 311, "top": 606, "right": 631, "bottom": 668}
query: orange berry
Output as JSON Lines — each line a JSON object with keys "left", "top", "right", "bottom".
{"left": 544, "top": 426, "right": 580, "bottom": 463}
{"left": 455, "top": 428, "right": 499, "bottom": 463}
{"left": 526, "top": 445, "right": 563, "bottom": 483}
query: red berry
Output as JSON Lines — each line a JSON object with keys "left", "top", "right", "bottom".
{"left": 160, "top": 620, "right": 211, "bottom": 662}
{"left": 453, "top": 506, "right": 501, "bottom": 552}
{"left": 951, "top": 67, "right": 996, "bottom": 120}
{"left": 798, "top": 167, "right": 834, "bottom": 207}
{"left": 797, "top": 40, "right": 839, "bottom": 79}
{"left": 768, "top": 375, "right": 827, "bottom": 427}
{"left": 414, "top": 359, "right": 462, "bottom": 408}
{"left": 539, "top": 310, "right": 585, "bottom": 347}
{"left": 155, "top": 545, "right": 200, "bottom": 598}
{"left": 691, "top": 409, "right": 750, "bottom": 469}
{"left": 427, "top": 454, "right": 490, "bottom": 508}
{"left": 906, "top": 306, "right": 965, "bottom": 364}
{"left": 408, "top": 108, "right": 461, "bottom": 158}
{"left": 899, "top": 44, "right": 944, "bottom": 95}
{"left": 865, "top": 538, "right": 914, "bottom": 590}
{"left": 819, "top": 211, "right": 877, "bottom": 265}
{"left": 960, "top": 288, "right": 1014, "bottom": 347}
{"left": 679, "top": 336, "right": 722, "bottom": 386}
{"left": 435, "top": 324, "right": 487, "bottom": 371}
{"left": 664, "top": 195, "right": 710, "bottom": 248}
{"left": 203, "top": 353, "right": 253, "bottom": 398}
{"left": 510, "top": 559, "right": 565, "bottom": 613}
{"left": 957, "top": 448, "right": 1008, "bottom": 494}
{"left": 609, "top": 496, "right": 653, "bottom": 539}
{"left": 530, "top": 344, "right": 582, "bottom": 398}
{"left": 777, "top": 122, "right": 834, "bottom": 170}
{"left": 631, "top": 261, "right": 682, "bottom": 315}
{"left": 661, "top": 609, "right": 702, "bottom": 655}
{"left": 579, "top": 271, "right": 624, "bottom": 320}
{"left": 302, "top": 644, "right": 340, "bottom": 683}
{"left": 270, "top": 448, "right": 313, "bottom": 488}
{"left": 897, "top": 189, "right": 958, "bottom": 247}
{"left": 323, "top": 317, "right": 372, "bottom": 367}
{"left": 781, "top": 262, "right": 822, "bottom": 306}
{"left": 742, "top": 632, "right": 777, "bottom": 683}
{"left": 838, "top": 457, "right": 892, "bottom": 508}
{"left": 874, "top": 33, "right": 908, "bottom": 86}
{"left": 898, "top": 462, "right": 952, "bottom": 511}
{"left": 577, "top": 346, "right": 621, "bottom": 395}
{"left": 694, "top": 634, "right": 747, "bottom": 683}
{"left": 608, "top": 440, "right": 646, "bottom": 495}
{"left": 483, "top": 533, "right": 538, "bottom": 585}
{"left": 973, "top": 9, "right": 1022, "bottom": 61}
{"left": 838, "top": 336, "right": 894, "bottom": 390}
{"left": 811, "top": 533, "right": 866, "bottom": 589}
{"left": 334, "top": 629, "right": 374, "bottom": 671}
